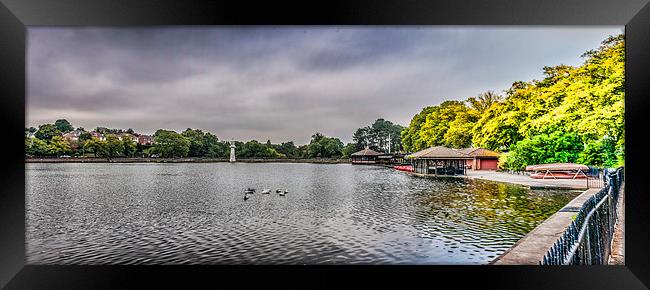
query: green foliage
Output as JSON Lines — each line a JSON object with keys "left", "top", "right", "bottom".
{"left": 418, "top": 101, "right": 469, "bottom": 148}
{"left": 95, "top": 127, "right": 124, "bottom": 135}
{"left": 83, "top": 137, "right": 108, "bottom": 157}
{"left": 153, "top": 130, "right": 190, "bottom": 158}
{"left": 342, "top": 142, "right": 362, "bottom": 158}
{"left": 297, "top": 145, "right": 309, "bottom": 158}
{"left": 443, "top": 108, "right": 479, "bottom": 148}
{"left": 54, "top": 119, "right": 74, "bottom": 133}
{"left": 79, "top": 131, "right": 92, "bottom": 142}
{"left": 238, "top": 140, "right": 282, "bottom": 158}
{"left": 47, "top": 136, "right": 72, "bottom": 156}
{"left": 307, "top": 132, "right": 344, "bottom": 158}
{"left": 401, "top": 106, "right": 435, "bottom": 152}
{"left": 273, "top": 141, "right": 300, "bottom": 158}
{"left": 180, "top": 128, "right": 230, "bottom": 158}
{"left": 467, "top": 91, "right": 502, "bottom": 114}
{"left": 122, "top": 136, "right": 137, "bottom": 157}
{"left": 181, "top": 128, "right": 208, "bottom": 157}
{"left": 401, "top": 33, "right": 625, "bottom": 169}
{"left": 25, "top": 138, "right": 49, "bottom": 157}
{"left": 578, "top": 137, "right": 619, "bottom": 168}
{"left": 35, "top": 124, "right": 61, "bottom": 140}
{"left": 104, "top": 135, "right": 125, "bottom": 159}
{"left": 352, "top": 119, "right": 405, "bottom": 153}
{"left": 505, "top": 131, "right": 583, "bottom": 170}
{"left": 204, "top": 134, "right": 227, "bottom": 158}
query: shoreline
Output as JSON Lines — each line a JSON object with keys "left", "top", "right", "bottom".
{"left": 405, "top": 170, "right": 589, "bottom": 190}
{"left": 25, "top": 157, "right": 350, "bottom": 164}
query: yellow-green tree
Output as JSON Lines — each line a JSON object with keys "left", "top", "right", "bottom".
{"left": 401, "top": 34, "right": 624, "bottom": 168}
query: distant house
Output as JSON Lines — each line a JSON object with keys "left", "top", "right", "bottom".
{"left": 459, "top": 147, "right": 501, "bottom": 170}
{"left": 89, "top": 131, "right": 106, "bottom": 141}
{"left": 137, "top": 135, "right": 154, "bottom": 145}
{"left": 350, "top": 148, "right": 382, "bottom": 164}
{"left": 110, "top": 132, "right": 142, "bottom": 143}
{"left": 62, "top": 129, "right": 85, "bottom": 142}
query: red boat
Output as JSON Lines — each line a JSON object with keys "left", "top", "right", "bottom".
{"left": 527, "top": 163, "right": 589, "bottom": 179}
{"left": 530, "top": 171, "right": 588, "bottom": 179}
{"left": 393, "top": 165, "right": 414, "bottom": 172}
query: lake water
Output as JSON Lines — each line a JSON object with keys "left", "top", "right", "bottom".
{"left": 26, "top": 163, "right": 580, "bottom": 265}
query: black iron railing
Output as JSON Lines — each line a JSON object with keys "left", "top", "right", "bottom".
{"left": 586, "top": 166, "right": 609, "bottom": 188}
{"left": 540, "top": 167, "right": 624, "bottom": 265}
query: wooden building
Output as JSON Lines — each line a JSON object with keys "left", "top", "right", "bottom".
{"left": 461, "top": 148, "right": 501, "bottom": 170}
{"left": 407, "top": 146, "right": 469, "bottom": 175}
{"left": 350, "top": 148, "right": 382, "bottom": 164}
{"left": 374, "top": 153, "right": 406, "bottom": 165}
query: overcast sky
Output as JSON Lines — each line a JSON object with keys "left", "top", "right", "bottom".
{"left": 27, "top": 26, "right": 623, "bottom": 144}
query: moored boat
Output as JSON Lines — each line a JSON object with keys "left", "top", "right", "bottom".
{"left": 530, "top": 171, "right": 588, "bottom": 179}
{"left": 393, "top": 165, "right": 414, "bottom": 172}
{"left": 526, "top": 163, "right": 589, "bottom": 179}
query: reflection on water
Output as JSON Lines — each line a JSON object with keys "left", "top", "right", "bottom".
{"left": 26, "top": 163, "right": 580, "bottom": 265}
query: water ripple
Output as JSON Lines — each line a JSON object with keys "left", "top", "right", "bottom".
{"left": 26, "top": 163, "right": 579, "bottom": 265}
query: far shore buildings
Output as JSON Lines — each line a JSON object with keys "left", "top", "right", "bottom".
{"left": 89, "top": 131, "right": 106, "bottom": 141}
{"left": 350, "top": 148, "right": 383, "bottom": 164}
{"left": 137, "top": 135, "right": 154, "bottom": 145}
{"left": 60, "top": 129, "right": 154, "bottom": 145}
{"left": 407, "top": 146, "right": 470, "bottom": 175}
{"left": 62, "top": 129, "right": 86, "bottom": 142}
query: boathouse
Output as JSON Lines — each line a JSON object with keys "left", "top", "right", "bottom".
{"left": 461, "top": 148, "right": 501, "bottom": 170}
{"left": 407, "top": 146, "right": 469, "bottom": 175}
{"left": 350, "top": 148, "right": 382, "bottom": 164}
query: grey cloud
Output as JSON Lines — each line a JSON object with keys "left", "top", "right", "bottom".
{"left": 27, "top": 26, "right": 622, "bottom": 144}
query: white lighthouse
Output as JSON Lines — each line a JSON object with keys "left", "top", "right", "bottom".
{"left": 229, "top": 139, "right": 236, "bottom": 162}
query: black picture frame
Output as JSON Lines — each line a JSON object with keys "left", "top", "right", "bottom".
{"left": 1, "top": 0, "right": 649, "bottom": 288}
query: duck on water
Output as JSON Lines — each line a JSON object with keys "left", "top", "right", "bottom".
{"left": 243, "top": 188, "right": 287, "bottom": 200}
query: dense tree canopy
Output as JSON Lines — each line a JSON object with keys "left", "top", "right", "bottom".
{"left": 238, "top": 140, "right": 282, "bottom": 158}
{"left": 352, "top": 118, "right": 405, "bottom": 153}
{"left": 122, "top": 136, "right": 137, "bottom": 157}
{"left": 273, "top": 141, "right": 300, "bottom": 158}
{"left": 152, "top": 130, "right": 191, "bottom": 158}
{"left": 54, "top": 119, "right": 74, "bottom": 133}
{"left": 307, "top": 133, "right": 344, "bottom": 158}
{"left": 402, "top": 34, "right": 625, "bottom": 169}
{"left": 35, "top": 124, "right": 61, "bottom": 141}
{"left": 83, "top": 137, "right": 108, "bottom": 158}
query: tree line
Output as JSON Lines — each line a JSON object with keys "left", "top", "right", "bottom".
{"left": 401, "top": 34, "right": 625, "bottom": 169}
{"left": 25, "top": 120, "right": 146, "bottom": 159}
{"left": 26, "top": 118, "right": 406, "bottom": 159}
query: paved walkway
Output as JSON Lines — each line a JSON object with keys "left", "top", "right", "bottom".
{"left": 609, "top": 183, "right": 625, "bottom": 265}
{"left": 464, "top": 170, "right": 591, "bottom": 190}
{"left": 491, "top": 188, "right": 601, "bottom": 265}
